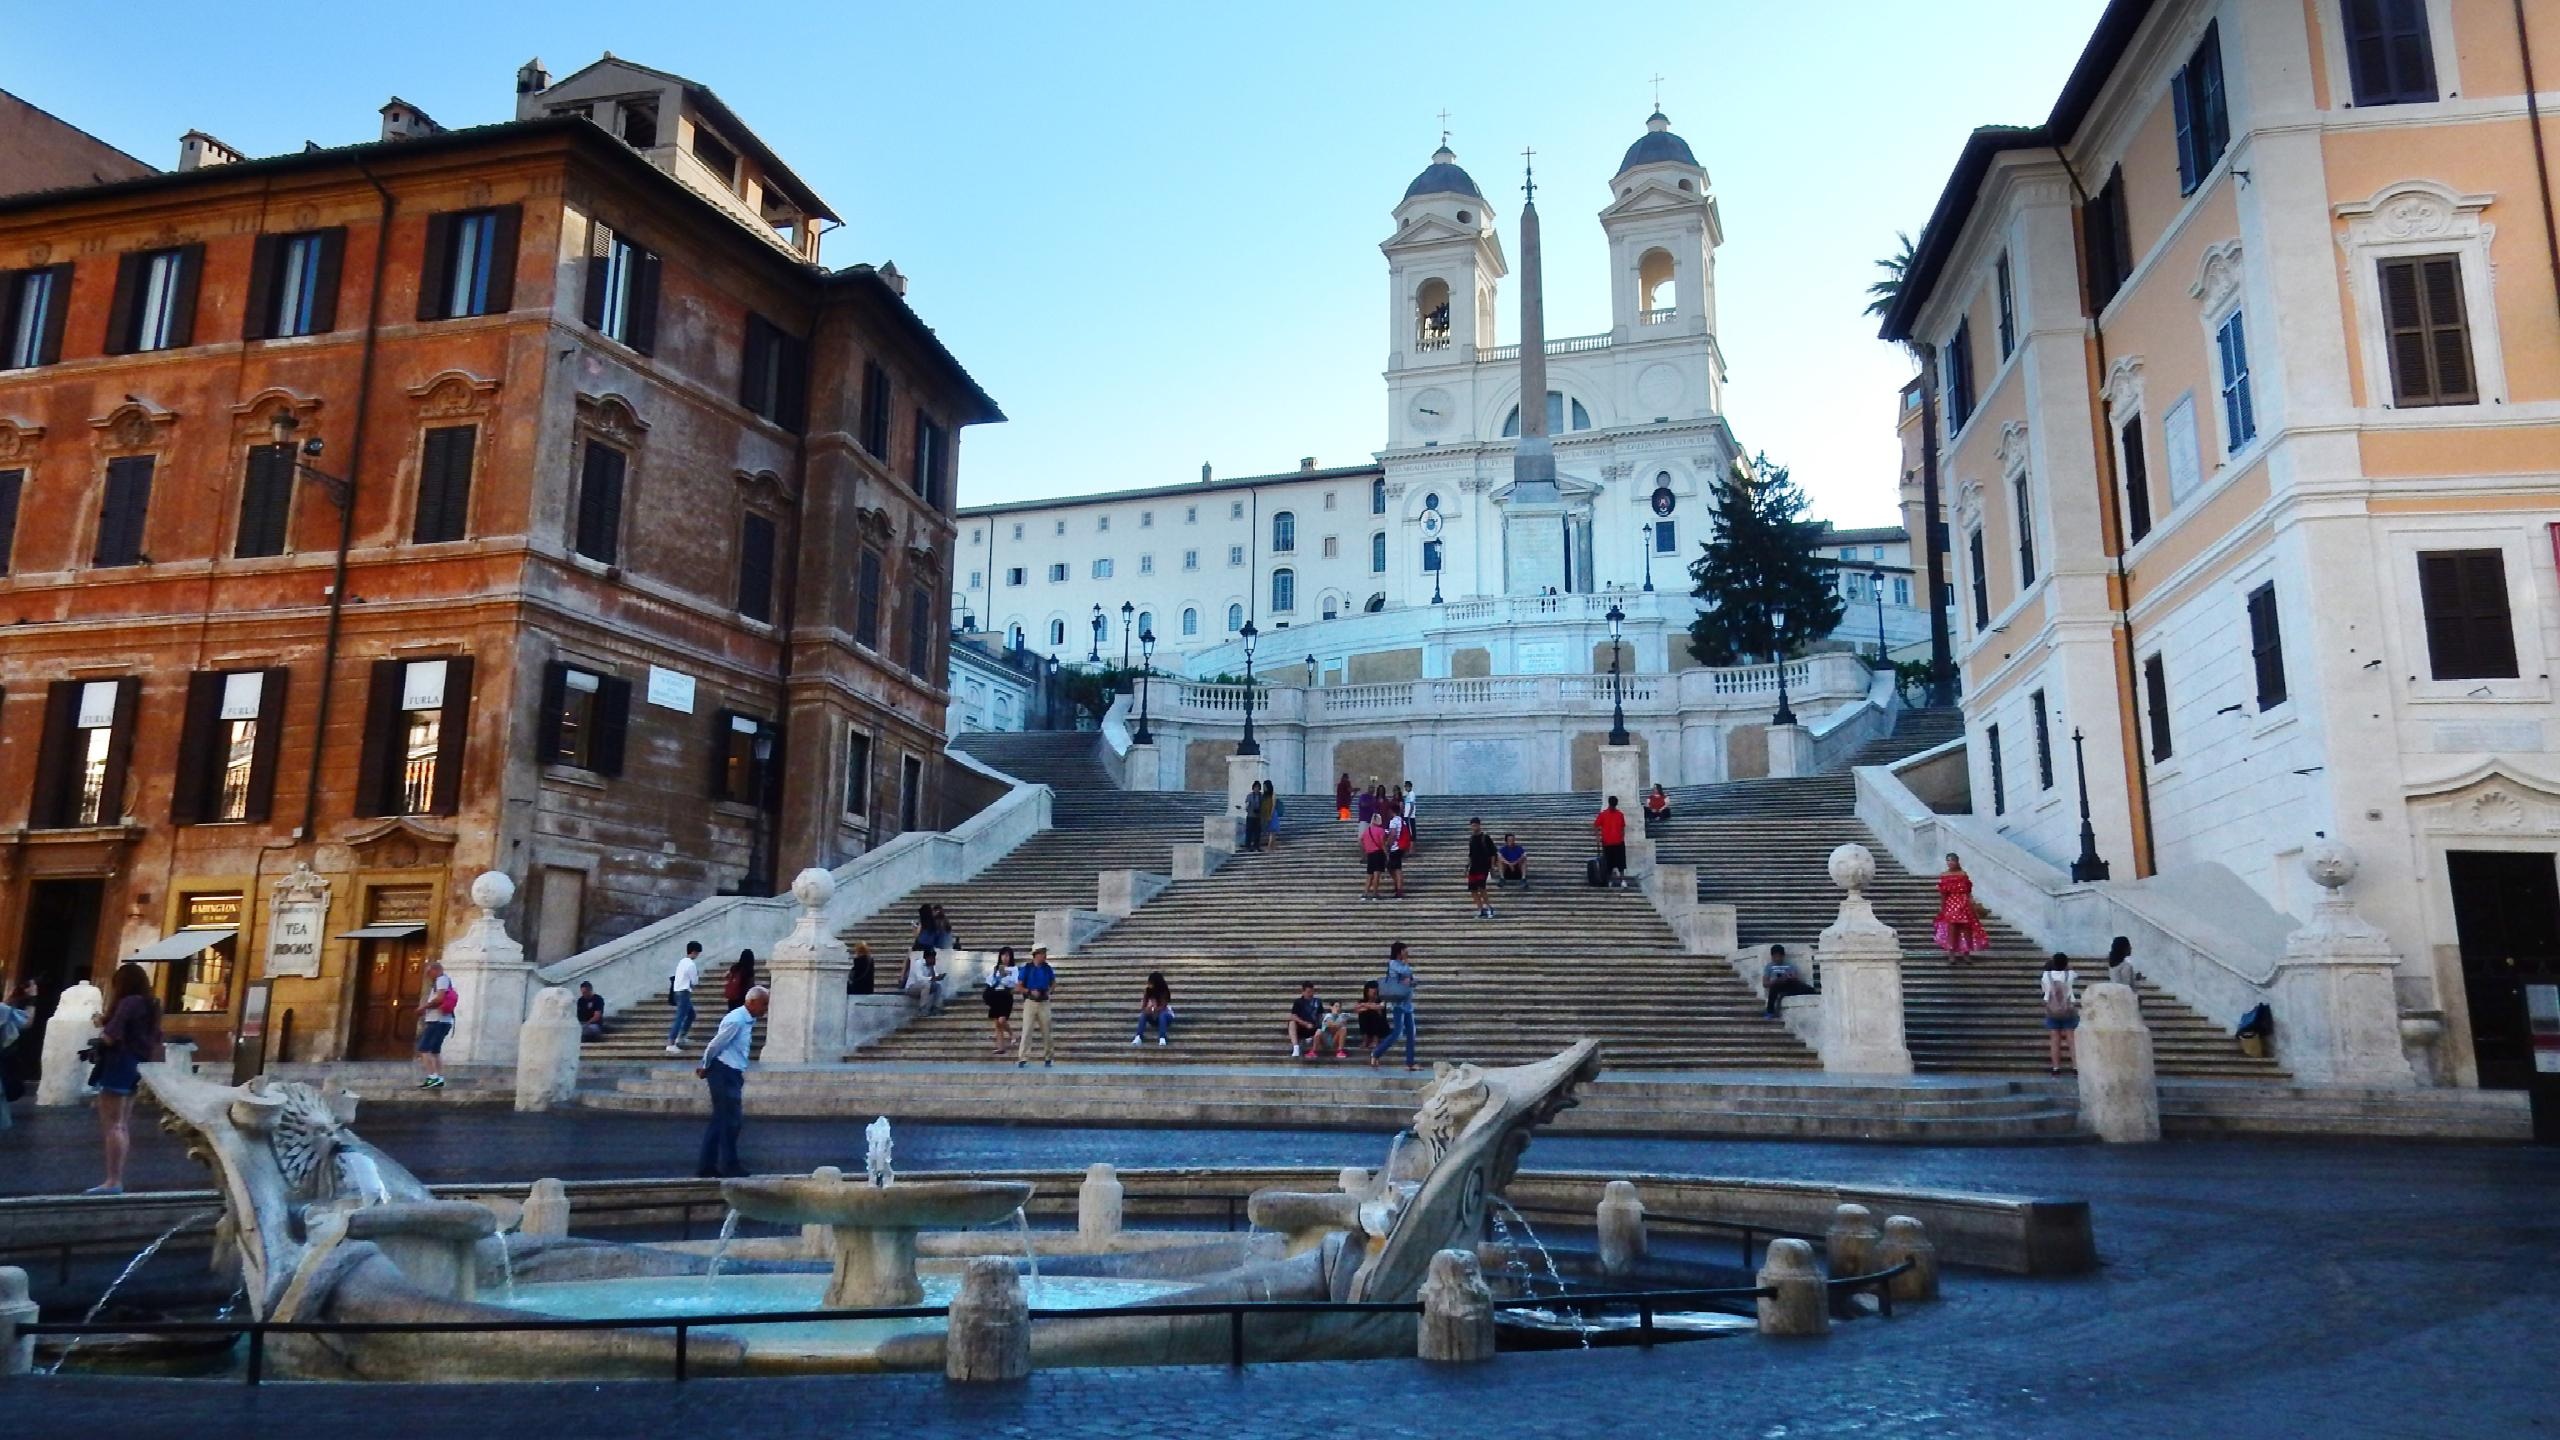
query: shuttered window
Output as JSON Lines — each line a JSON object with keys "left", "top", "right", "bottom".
{"left": 413, "top": 425, "right": 476, "bottom": 544}
{"left": 1967, "top": 525, "right": 1989, "bottom": 632}
{"left": 2082, "top": 168, "right": 2133, "bottom": 313}
{"left": 173, "top": 668, "right": 289, "bottom": 824}
{"left": 737, "top": 511, "right": 777, "bottom": 624}
{"left": 536, "top": 662, "right": 631, "bottom": 776}
{"left": 2143, "top": 653, "right": 2173, "bottom": 762}
{"left": 235, "top": 443, "right": 295, "bottom": 558}
{"left": 855, "top": 550, "right": 884, "bottom": 648}
{"left": 355, "top": 656, "right": 473, "bottom": 817}
{"left": 243, "top": 229, "right": 344, "bottom": 341}
{"left": 95, "top": 455, "right": 154, "bottom": 567}
{"left": 31, "top": 677, "right": 139, "bottom": 828}
{"left": 2031, "top": 690, "right": 2054, "bottom": 790}
{"left": 2417, "top": 549, "right": 2518, "bottom": 681}
{"left": 906, "top": 585, "right": 934, "bottom": 674}
{"left": 417, "top": 207, "right": 520, "bottom": 321}
{"left": 739, "top": 314, "right": 808, "bottom": 431}
{"left": 912, "top": 413, "right": 948, "bottom": 507}
{"left": 2172, "top": 21, "right": 2231, "bottom": 195}
{"left": 2215, "top": 310, "right": 2256, "bottom": 449}
{"left": 574, "top": 441, "right": 626, "bottom": 564}
{"left": 1, "top": 264, "right": 72, "bottom": 369}
{"left": 2119, "top": 416, "right": 2152, "bottom": 545}
{"left": 582, "top": 222, "right": 661, "bottom": 354}
{"left": 1943, "top": 319, "right": 1976, "bottom": 431}
{"left": 1993, "top": 252, "right": 2016, "bottom": 359}
{"left": 2344, "top": 0, "right": 2437, "bottom": 105}
{"left": 2013, "top": 474, "right": 2037, "bottom": 586}
{"left": 0, "top": 468, "right": 22, "bottom": 574}
{"left": 860, "top": 360, "right": 893, "bottom": 458}
{"left": 2247, "top": 582, "right": 2288, "bottom": 709}
{"left": 2378, "top": 254, "right": 2475, "bottom": 407}
{"left": 104, "top": 245, "right": 202, "bottom": 354}
{"left": 1986, "top": 723, "right": 2006, "bottom": 816}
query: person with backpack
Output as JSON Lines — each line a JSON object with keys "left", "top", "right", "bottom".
{"left": 2040, "top": 953, "right": 2079, "bottom": 1075}
{"left": 665, "top": 941, "right": 703, "bottom": 1055}
{"left": 1359, "top": 812, "right": 1389, "bottom": 900}
{"left": 1592, "top": 796, "right": 1630, "bottom": 889}
{"left": 1385, "top": 811, "right": 1411, "bottom": 899}
{"left": 416, "top": 960, "right": 458, "bottom": 1091}
{"left": 1374, "top": 942, "right": 1419, "bottom": 1070}
{"left": 724, "top": 949, "right": 758, "bottom": 1009}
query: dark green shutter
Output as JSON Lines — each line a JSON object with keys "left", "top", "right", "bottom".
{"left": 170, "top": 671, "right": 223, "bottom": 825}
{"left": 29, "top": 681, "right": 81, "bottom": 827}
{"left": 628, "top": 248, "right": 661, "bottom": 355}
{"left": 354, "top": 659, "right": 403, "bottom": 816}
{"left": 164, "top": 244, "right": 202, "bottom": 348}
{"left": 236, "top": 444, "right": 294, "bottom": 557}
{"left": 483, "top": 205, "right": 522, "bottom": 313}
{"left": 243, "top": 235, "right": 282, "bottom": 342}
{"left": 536, "top": 661, "right": 568, "bottom": 764}
{"left": 417, "top": 213, "right": 456, "bottom": 321}
{"left": 35, "top": 264, "right": 72, "bottom": 364}
{"left": 103, "top": 252, "right": 145, "bottom": 353}
{"left": 737, "top": 512, "right": 775, "bottom": 622}
{"left": 430, "top": 655, "right": 473, "bottom": 816}
{"left": 739, "top": 315, "right": 773, "bottom": 414}
{"left": 241, "top": 666, "right": 288, "bottom": 824}
{"left": 308, "top": 229, "right": 345, "bottom": 333}
{"left": 582, "top": 222, "right": 612, "bottom": 331}
{"left": 594, "top": 675, "right": 631, "bottom": 777}
{"left": 0, "top": 468, "right": 21, "bottom": 574}
{"left": 97, "top": 455, "right": 154, "bottom": 566}
{"left": 415, "top": 425, "right": 475, "bottom": 544}
{"left": 575, "top": 443, "right": 624, "bottom": 564}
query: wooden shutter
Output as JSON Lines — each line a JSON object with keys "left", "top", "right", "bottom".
{"left": 482, "top": 205, "right": 522, "bottom": 313}
{"left": 34, "top": 264, "right": 71, "bottom": 364}
{"left": 1967, "top": 526, "right": 1988, "bottom": 630}
{"left": 739, "top": 314, "right": 773, "bottom": 415}
{"left": 627, "top": 248, "right": 660, "bottom": 356}
{"left": 2422, "top": 551, "right": 2518, "bottom": 681}
{"left": 2248, "top": 584, "right": 2286, "bottom": 708}
{"left": 353, "top": 658, "right": 403, "bottom": 817}
{"left": 581, "top": 222, "right": 613, "bottom": 331}
{"left": 2032, "top": 691, "right": 2053, "bottom": 789}
{"left": 575, "top": 443, "right": 625, "bottom": 564}
{"left": 2171, "top": 61, "right": 2197, "bottom": 191}
{"left": 908, "top": 585, "right": 932, "bottom": 673}
{"left": 241, "top": 666, "right": 289, "bottom": 824}
{"left": 856, "top": 549, "right": 882, "bottom": 646}
{"left": 308, "top": 229, "right": 345, "bottom": 333}
{"left": 535, "top": 661, "right": 568, "bottom": 764}
{"left": 97, "top": 455, "right": 153, "bottom": 566}
{"left": 759, "top": 721, "right": 785, "bottom": 813}
{"left": 96, "top": 676, "right": 141, "bottom": 822}
{"left": 2143, "top": 653, "right": 2172, "bottom": 761}
{"left": 170, "top": 671, "right": 224, "bottom": 825}
{"left": 0, "top": 468, "right": 21, "bottom": 574}
{"left": 593, "top": 675, "right": 631, "bottom": 777}
{"left": 417, "top": 213, "right": 456, "bottom": 321}
{"left": 2119, "top": 417, "right": 2151, "bottom": 544}
{"left": 737, "top": 511, "right": 775, "bottom": 622}
{"left": 164, "top": 244, "right": 203, "bottom": 348}
{"left": 2347, "top": 0, "right": 2437, "bottom": 104}
{"left": 2382, "top": 255, "right": 2476, "bottom": 407}
{"left": 429, "top": 655, "right": 473, "bottom": 816}
{"left": 28, "top": 680, "right": 81, "bottom": 827}
{"left": 910, "top": 409, "right": 931, "bottom": 493}
{"left": 1986, "top": 724, "right": 2005, "bottom": 816}
{"left": 236, "top": 444, "right": 294, "bottom": 557}
{"left": 415, "top": 425, "right": 475, "bottom": 544}
{"left": 103, "top": 252, "right": 145, "bottom": 354}
{"left": 242, "top": 235, "right": 282, "bottom": 342}
{"left": 778, "top": 332, "right": 808, "bottom": 432}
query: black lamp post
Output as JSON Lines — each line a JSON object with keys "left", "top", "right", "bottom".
{"left": 1236, "top": 620, "right": 1261, "bottom": 756}
{"left": 1641, "top": 524, "right": 1656, "bottom": 592}
{"left": 1429, "top": 549, "right": 1443, "bottom": 605}
{"left": 1133, "top": 628, "right": 1156, "bottom": 745}
{"left": 1869, "top": 568, "right": 1888, "bottom": 665}
{"left": 1606, "top": 601, "right": 1630, "bottom": 746}
{"left": 1306, "top": 653, "right": 1318, "bottom": 688}
{"left": 2069, "top": 727, "right": 2111, "bottom": 882}
{"left": 1769, "top": 602, "right": 1797, "bottom": 726}
{"left": 1088, "top": 604, "right": 1104, "bottom": 663}
{"left": 1119, "top": 600, "right": 1134, "bottom": 672}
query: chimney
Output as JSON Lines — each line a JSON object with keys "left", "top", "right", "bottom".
{"left": 877, "top": 260, "right": 908, "bottom": 297}
{"left": 1200, "top": 463, "right": 1213, "bottom": 484}
{"left": 1299, "top": 457, "right": 1316, "bottom": 473}
{"left": 176, "top": 131, "right": 244, "bottom": 172}
{"left": 517, "top": 57, "right": 550, "bottom": 96}
{"left": 379, "top": 99, "right": 444, "bottom": 143}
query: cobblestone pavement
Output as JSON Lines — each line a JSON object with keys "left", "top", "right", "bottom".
{"left": 5, "top": 1108, "right": 2557, "bottom": 1438}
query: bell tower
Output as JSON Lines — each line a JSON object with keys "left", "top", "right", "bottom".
{"left": 1382, "top": 140, "right": 1506, "bottom": 430}
{"left": 1599, "top": 110, "right": 1722, "bottom": 412}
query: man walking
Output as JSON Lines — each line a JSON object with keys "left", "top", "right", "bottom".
{"left": 695, "top": 985, "right": 766, "bottom": 1179}
{"left": 1016, "top": 946, "right": 1058, "bottom": 1068}
{"left": 1594, "top": 795, "right": 1631, "bottom": 889}
{"left": 1399, "top": 781, "right": 1420, "bottom": 845}
{"left": 416, "top": 960, "right": 457, "bottom": 1090}
{"left": 665, "top": 941, "right": 703, "bottom": 1055}
{"left": 1466, "top": 818, "right": 1498, "bottom": 920}
{"left": 1385, "top": 810, "right": 1411, "bottom": 899}
{"left": 1374, "top": 941, "right": 1419, "bottom": 1071}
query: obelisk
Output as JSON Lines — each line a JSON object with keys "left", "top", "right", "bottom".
{"left": 1503, "top": 151, "right": 1568, "bottom": 594}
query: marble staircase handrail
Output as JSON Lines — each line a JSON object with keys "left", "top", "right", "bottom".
{"left": 1798, "top": 665, "right": 1901, "bottom": 773}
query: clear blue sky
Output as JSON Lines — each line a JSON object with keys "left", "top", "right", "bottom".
{"left": 10, "top": 0, "right": 2104, "bottom": 526}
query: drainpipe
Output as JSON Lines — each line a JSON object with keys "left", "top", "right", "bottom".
{"left": 297, "top": 163, "right": 394, "bottom": 841}
{"left": 2057, "top": 147, "right": 2157, "bottom": 878}
{"left": 1915, "top": 349, "right": 1955, "bottom": 706}
{"left": 2516, "top": 0, "right": 2560, "bottom": 336}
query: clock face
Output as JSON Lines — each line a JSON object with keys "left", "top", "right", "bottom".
{"left": 1409, "top": 387, "right": 1454, "bottom": 433}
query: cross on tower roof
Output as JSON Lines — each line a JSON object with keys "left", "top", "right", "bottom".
{"left": 1437, "top": 108, "right": 1451, "bottom": 146}
{"left": 1651, "top": 73, "right": 1666, "bottom": 110}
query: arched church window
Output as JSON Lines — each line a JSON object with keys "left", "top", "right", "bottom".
{"left": 1371, "top": 531, "right": 1387, "bottom": 572}
{"left": 1638, "top": 248, "right": 1676, "bottom": 321}
{"left": 1372, "top": 477, "right": 1387, "bottom": 515}
{"left": 1272, "top": 511, "right": 1296, "bottom": 554}
{"left": 1322, "top": 595, "right": 1338, "bottom": 619}
{"left": 1182, "top": 607, "right": 1198, "bottom": 636}
{"left": 1048, "top": 618, "right": 1065, "bottom": 647}
{"left": 1226, "top": 602, "right": 1244, "bottom": 633}
{"left": 1009, "top": 624, "right": 1025, "bottom": 649}
{"left": 1414, "top": 278, "right": 1452, "bottom": 352}
{"left": 1364, "top": 593, "right": 1386, "bottom": 613}
{"left": 1501, "top": 392, "right": 1593, "bottom": 436}
{"left": 1138, "top": 610, "right": 1154, "bottom": 638}
{"left": 1271, "top": 569, "right": 1295, "bottom": 613}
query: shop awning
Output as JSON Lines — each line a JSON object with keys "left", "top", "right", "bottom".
{"left": 126, "top": 926, "right": 238, "bottom": 963}
{"left": 336, "top": 923, "right": 427, "bottom": 940}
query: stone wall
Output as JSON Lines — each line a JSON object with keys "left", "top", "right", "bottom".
{"left": 1183, "top": 739, "right": 1240, "bottom": 791}
{"left": 1334, "top": 737, "right": 1407, "bottom": 790}
{"left": 1347, "top": 648, "right": 1425, "bottom": 683}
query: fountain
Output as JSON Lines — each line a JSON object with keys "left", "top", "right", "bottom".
{"left": 720, "top": 1121, "right": 1032, "bottom": 1308}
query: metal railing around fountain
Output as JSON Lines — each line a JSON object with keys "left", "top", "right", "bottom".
{"left": 19, "top": 1264, "right": 1913, "bottom": 1383}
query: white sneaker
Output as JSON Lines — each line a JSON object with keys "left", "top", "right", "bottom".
{"left": 1157, "top": 1037, "right": 1168, "bottom": 1046}
{"left": 664, "top": 1044, "right": 680, "bottom": 1055}
{"left": 1130, "top": 1036, "right": 1142, "bottom": 1045}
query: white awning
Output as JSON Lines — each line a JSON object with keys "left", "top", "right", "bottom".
{"left": 336, "top": 923, "right": 427, "bottom": 940}
{"left": 126, "top": 927, "right": 238, "bottom": 963}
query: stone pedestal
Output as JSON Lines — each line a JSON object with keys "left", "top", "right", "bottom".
{"left": 1876, "top": 1216, "right": 1940, "bottom": 1303}
{"left": 2270, "top": 841, "right": 2418, "bottom": 1088}
{"left": 1416, "top": 1249, "right": 1496, "bottom": 1363}
{"left": 2076, "top": 982, "right": 2161, "bottom": 1143}
{"left": 1079, "top": 1163, "right": 1124, "bottom": 1244}
{"left": 0, "top": 1265, "right": 35, "bottom": 1376}
{"left": 946, "top": 1258, "right": 1031, "bottom": 1382}
{"left": 1225, "top": 752, "right": 1271, "bottom": 829}
{"left": 833, "top": 1225, "right": 926, "bottom": 1308}
{"left": 763, "top": 869, "right": 855, "bottom": 1064}
{"left": 512, "top": 988, "right": 581, "bottom": 1112}
{"left": 1123, "top": 742, "right": 1161, "bottom": 793}
{"left": 439, "top": 872, "right": 533, "bottom": 1069}
{"left": 1596, "top": 1180, "right": 1647, "bottom": 1277}
{"left": 519, "top": 1178, "right": 571, "bottom": 1240}
{"left": 36, "top": 981, "right": 102, "bottom": 1106}
{"left": 1825, "top": 1203, "right": 1879, "bottom": 1276}
{"left": 1755, "top": 1238, "right": 1829, "bottom": 1338}
{"left": 800, "top": 1167, "right": 846, "bottom": 1256}
{"left": 1096, "top": 870, "right": 1169, "bottom": 919}
{"left": 1765, "top": 722, "right": 1809, "bottom": 779}
{"left": 1812, "top": 845, "right": 1914, "bottom": 1075}
{"left": 163, "top": 1039, "right": 198, "bottom": 1076}
{"left": 1032, "top": 908, "right": 1111, "bottom": 957}
{"left": 1598, "top": 744, "right": 1644, "bottom": 812}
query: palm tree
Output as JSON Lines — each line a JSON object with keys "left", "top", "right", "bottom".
{"left": 1864, "top": 231, "right": 1918, "bottom": 323}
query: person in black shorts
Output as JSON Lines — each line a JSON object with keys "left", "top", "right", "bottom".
{"left": 1466, "top": 818, "right": 1498, "bottom": 920}
{"left": 1353, "top": 981, "right": 1392, "bottom": 1067}
{"left": 1385, "top": 814, "right": 1411, "bottom": 899}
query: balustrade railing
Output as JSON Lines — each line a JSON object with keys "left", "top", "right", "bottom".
{"left": 1639, "top": 307, "right": 1678, "bottom": 326}
{"left": 1477, "top": 331, "right": 1613, "bottom": 363}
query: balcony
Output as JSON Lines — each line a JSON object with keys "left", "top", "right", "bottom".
{"left": 1478, "top": 332, "right": 1613, "bottom": 363}
{"left": 1639, "top": 307, "right": 1678, "bottom": 326}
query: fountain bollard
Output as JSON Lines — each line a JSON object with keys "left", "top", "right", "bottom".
{"left": 0, "top": 1266, "right": 36, "bottom": 1376}
{"left": 1755, "top": 1239, "right": 1829, "bottom": 1338}
{"left": 1337, "top": 1167, "right": 1370, "bottom": 1195}
{"left": 519, "top": 1178, "right": 571, "bottom": 1241}
{"left": 513, "top": 988, "right": 581, "bottom": 1112}
{"left": 1416, "top": 1248, "right": 1497, "bottom": 1363}
{"left": 1825, "top": 1202, "right": 1880, "bottom": 1278}
{"left": 1078, "top": 1163, "right": 1123, "bottom": 1246}
{"left": 36, "top": 981, "right": 102, "bottom": 1106}
{"left": 1596, "top": 1180, "right": 1647, "bottom": 1277}
{"left": 804, "top": 1167, "right": 846, "bottom": 1258}
{"left": 1876, "top": 1216, "right": 1940, "bottom": 1304}
{"left": 945, "top": 1257, "right": 1031, "bottom": 1382}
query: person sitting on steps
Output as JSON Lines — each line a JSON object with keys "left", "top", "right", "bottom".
{"left": 1643, "top": 784, "right": 1673, "bottom": 837}
{"left": 1354, "top": 981, "right": 1390, "bottom": 1068}
{"left": 1287, "top": 981, "right": 1327, "bottom": 1059}
{"left": 1760, "top": 944, "right": 1818, "bottom": 1019}
{"left": 1133, "top": 971, "right": 1174, "bottom": 1046}
{"left": 1496, "top": 833, "right": 1528, "bottom": 888}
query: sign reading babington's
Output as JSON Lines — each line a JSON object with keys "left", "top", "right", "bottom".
{"left": 265, "top": 861, "right": 332, "bottom": 979}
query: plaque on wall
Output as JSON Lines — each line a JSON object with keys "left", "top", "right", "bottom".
{"left": 1650, "top": 485, "right": 1676, "bottom": 518}
{"left": 647, "top": 666, "right": 697, "bottom": 713}
{"left": 264, "top": 863, "right": 331, "bottom": 980}
{"left": 1516, "top": 638, "right": 1568, "bottom": 674}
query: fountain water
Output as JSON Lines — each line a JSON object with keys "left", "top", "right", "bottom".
{"left": 1010, "top": 1207, "right": 1045, "bottom": 1302}
{"left": 494, "top": 1221, "right": 519, "bottom": 1304}
{"left": 701, "top": 1210, "right": 742, "bottom": 1296}
{"left": 1493, "top": 1198, "right": 1589, "bottom": 1347}
{"left": 49, "top": 1209, "right": 215, "bottom": 1373}
{"left": 337, "top": 1151, "right": 391, "bottom": 1206}
{"left": 865, "top": 1117, "right": 894, "bottom": 1187}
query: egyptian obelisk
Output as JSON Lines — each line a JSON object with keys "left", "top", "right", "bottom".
{"left": 1503, "top": 152, "right": 1569, "bottom": 595}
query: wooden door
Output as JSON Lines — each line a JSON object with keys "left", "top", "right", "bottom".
{"left": 2448, "top": 850, "right": 2560, "bottom": 1089}
{"left": 349, "top": 934, "right": 427, "bottom": 1060}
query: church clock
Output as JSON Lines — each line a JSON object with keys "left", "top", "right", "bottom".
{"left": 1408, "top": 387, "right": 1454, "bottom": 435}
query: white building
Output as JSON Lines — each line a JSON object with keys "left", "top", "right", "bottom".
{"left": 945, "top": 639, "right": 1036, "bottom": 737}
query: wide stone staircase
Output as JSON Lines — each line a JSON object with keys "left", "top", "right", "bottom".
{"left": 950, "top": 730, "right": 1116, "bottom": 790}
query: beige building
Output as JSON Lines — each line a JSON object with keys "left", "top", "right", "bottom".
{"left": 1882, "top": 0, "right": 2560, "bottom": 1089}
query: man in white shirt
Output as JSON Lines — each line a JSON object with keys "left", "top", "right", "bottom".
{"left": 695, "top": 986, "right": 766, "bottom": 1178}
{"left": 665, "top": 942, "right": 703, "bottom": 1055}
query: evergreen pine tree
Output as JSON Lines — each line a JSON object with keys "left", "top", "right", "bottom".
{"left": 1685, "top": 455, "right": 1846, "bottom": 667}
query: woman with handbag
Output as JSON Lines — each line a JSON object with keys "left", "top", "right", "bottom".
{"left": 2040, "top": 954, "right": 2080, "bottom": 1075}
{"left": 1933, "top": 854, "right": 1990, "bottom": 962}
{"left": 88, "top": 962, "right": 164, "bottom": 1194}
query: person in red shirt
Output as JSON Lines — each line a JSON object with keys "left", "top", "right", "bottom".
{"left": 1594, "top": 796, "right": 1630, "bottom": 889}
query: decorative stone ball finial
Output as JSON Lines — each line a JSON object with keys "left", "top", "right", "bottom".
{"left": 469, "top": 870, "right": 514, "bottom": 913}
{"left": 792, "top": 867, "right": 835, "bottom": 911}
{"left": 2303, "top": 838, "right": 2359, "bottom": 893}
{"left": 1827, "top": 843, "right": 1876, "bottom": 897}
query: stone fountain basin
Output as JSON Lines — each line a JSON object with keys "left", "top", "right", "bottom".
{"left": 722, "top": 1177, "right": 1034, "bottom": 1230}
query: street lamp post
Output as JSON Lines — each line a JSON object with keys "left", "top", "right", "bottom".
{"left": 2069, "top": 727, "right": 2111, "bottom": 882}
{"left": 1869, "top": 568, "right": 1888, "bottom": 666}
{"left": 1306, "top": 653, "right": 1317, "bottom": 689}
{"left": 1133, "top": 628, "right": 1156, "bottom": 745}
{"left": 1642, "top": 524, "right": 1656, "bottom": 592}
{"left": 1606, "top": 602, "right": 1630, "bottom": 746}
{"left": 1088, "top": 604, "right": 1104, "bottom": 664}
{"left": 1236, "top": 620, "right": 1261, "bottom": 756}
{"left": 1119, "top": 600, "right": 1134, "bottom": 673}
{"left": 1769, "top": 602, "right": 1797, "bottom": 727}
